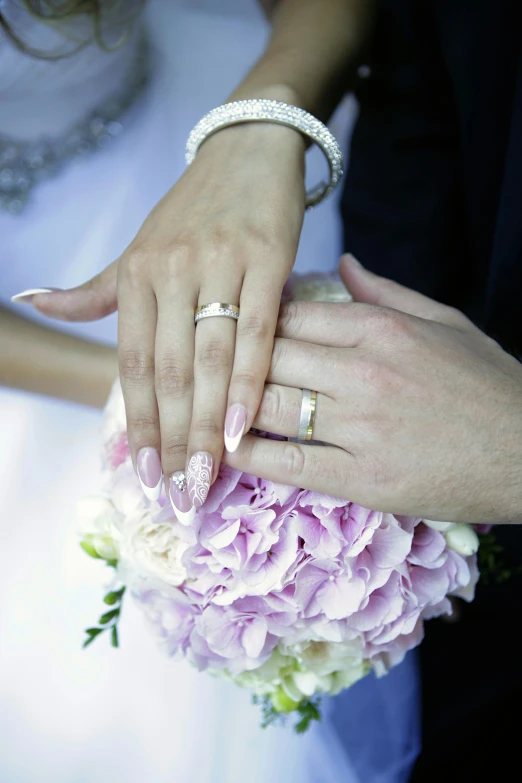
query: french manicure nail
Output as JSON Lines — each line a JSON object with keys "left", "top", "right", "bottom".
{"left": 11, "top": 287, "right": 61, "bottom": 304}
{"left": 187, "top": 451, "right": 213, "bottom": 509}
{"left": 224, "top": 403, "right": 247, "bottom": 453}
{"left": 169, "top": 471, "right": 196, "bottom": 526}
{"left": 136, "top": 447, "right": 163, "bottom": 501}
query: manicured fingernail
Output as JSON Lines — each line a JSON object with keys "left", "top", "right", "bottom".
{"left": 169, "top": 471, "right": 196, "bottom": 525}
{"left": 346, "top": 254, "right": 363, "bottom": 268}
{"left": 136, "top": 447, "right": 163, "bottom": 501}
{"left": 224, "top": 403, "right": 247, "bottom": 453}
{"left": 11, "top": 287, "right": 61, "bottom": 304}
{"left": 187, "top": 451, "right": 213, "bottom": 509}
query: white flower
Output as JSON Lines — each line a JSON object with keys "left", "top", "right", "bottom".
{"left": 119, "top": 512, "right": 189, "bottom": 587}
{"left": 232, "top": 648, "right": 295, "bottom": 697}
{"left": 423, "top": 519, "right": 456, "bottom": 533}
{"left": 230, "top": 642, "right": 368, "bottom": 703}
{"left": 76, "top": 496, "right": 121, "bottom": 560}
{"left": 291, "top": 640, "right": 368, "bottom": 697}
{"left": 445, "top": 524, "right": 479, "bottom": 556}
{"left": 101, "top": 379, "right": 127, "bottom": 443}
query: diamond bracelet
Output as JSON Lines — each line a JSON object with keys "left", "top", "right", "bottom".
{"left": 185, "top": 99, "right": 344, "bottom": 208}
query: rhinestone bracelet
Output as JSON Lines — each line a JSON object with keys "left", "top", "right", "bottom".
{"left": 185, "top": 99, "right": 343, "bottom": 208}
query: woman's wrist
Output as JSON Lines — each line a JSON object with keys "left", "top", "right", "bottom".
{"left": 0, "top": 305, "right": 117, "bottom": 408}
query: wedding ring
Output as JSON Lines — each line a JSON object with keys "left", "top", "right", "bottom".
{"left": 297, "top": 389, "right": 317, "bottom": 442}
{"left": 194, "top": 303, "right": 240, "bottom": 325}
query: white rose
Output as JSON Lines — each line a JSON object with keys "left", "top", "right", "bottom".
{"left": 233, "top": 648, "right": 295, "bottom": 697}
{"left": 445, "top": 523, "right": 479, "bottom": 556}
{"left": 119, "top": 512, "right": 189, "bottom": 587}
{"left": 76, "top": 496, "right": 121, "bottom": 560}
{"left": 423, "top": 519, "right": 457, "bottom": 532}
{"left": 282, "top": 640, "right": 369, "bottom": 699}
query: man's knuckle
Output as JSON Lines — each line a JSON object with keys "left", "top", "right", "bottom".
{"left": 278, "top": 302, "right": 300, "bottom": 333}
{"left": 156, "top": 358, "right": 193, "bottom": 397}
{"left": 260, "top": 384, "right": 284, "bottom": 424}
{"left": 444, "top": 305, "right": 470, "bottom": 329}
{"left": 120, "top": 350, "right": 154, "bottom": 384}
{"left": 270, "top": 338, "right": 286, "bottom": 373}
{"left": 281, "top": 442, "right": 306, "bottom": 478}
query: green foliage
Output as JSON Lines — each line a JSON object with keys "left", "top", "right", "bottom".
{"left": 294, "top": 698, "right": 322, "bottom": 734}
{"left": 252, "top": 694, "right": 322, "bottom": 733}
{"left": 82, "top": 586, "right": 126, "bottom": 649}
{"left": 80, "top": 539, "right": 102, "bottom": 559}
{"left": 478, "top": 532, "right": 522, "bottom": 586}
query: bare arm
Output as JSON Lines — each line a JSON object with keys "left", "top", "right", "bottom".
{"left": 0, "top": 306, "right": 117, "bottom": 408}
{"left": 234, "top": 0, "right": 375, "bottom": 118}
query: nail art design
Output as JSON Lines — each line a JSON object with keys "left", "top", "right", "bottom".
{"left": 187, "top": 451, "right": 213, "bottom": 509}
{"left": 136, "top": 447, "right": 163, "bottom": 501}
{"left": 224, "top": 403, "right": 247, "bottom": 453}
{"left": 11, "top": 287, "right": 60, "bottom": 304}
{"left": 169, "top": 471, "right": 196, "bottom": 526}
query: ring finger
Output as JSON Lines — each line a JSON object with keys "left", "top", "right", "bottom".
{"left": 186, "top": 285, "right": 242, "bottom": 508}
{"left": 268, "top": 337, "right": 340, "bottom": 394}
{"left": 252, "top": 383, "right": 337, "bottom": 445}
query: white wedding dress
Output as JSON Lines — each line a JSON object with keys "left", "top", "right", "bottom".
{"left": 0, "top": 2, "right": 420, "bottom": 781}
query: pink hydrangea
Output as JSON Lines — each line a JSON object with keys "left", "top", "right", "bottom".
{"left": 90, "top": 378, "right": 481, "bottom": 717}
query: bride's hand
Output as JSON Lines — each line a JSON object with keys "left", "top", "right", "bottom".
{"left": 24, "top": 121, "right": 305, "bottom": 515}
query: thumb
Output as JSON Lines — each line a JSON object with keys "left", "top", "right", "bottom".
{"left": 339, "top": 253, "right": 466, "bottom": 326}
{"left": 13, "top": 259, "right": 118, "bottom": 322}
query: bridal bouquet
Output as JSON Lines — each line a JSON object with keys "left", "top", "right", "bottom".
{"left": 78, "top": 278, "right": 481, "bottom": 731}
{"left": 78, "top": 383, "right": 480, "bottom": 731}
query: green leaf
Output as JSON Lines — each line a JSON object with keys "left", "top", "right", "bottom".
{"left": 294, "top": 699, "right": 322, "bottom": 733}
{"left": 103, "top": 587, "right": 125, "bottom": 605}
{"left": 83, "top": 627, "right": 103, "bottom": 648}
{"left": 106, "top": 559, "right": 118, "bottom": 568}
{"left": 80, "top": 539, "right": 102, "bottom": 559}
{"left": 99, "top": 608, "right": 120, "bottom": 625}
{"left": 111, "top": 626, "right": 119, "bottom": 648}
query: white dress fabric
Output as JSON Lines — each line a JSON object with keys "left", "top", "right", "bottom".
{"left": 0, "top": 2, "right": 420, "bottom": 781}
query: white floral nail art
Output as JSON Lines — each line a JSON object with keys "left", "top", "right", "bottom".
{"left": 187, "top": 452, "right": 213, "bottom": 508}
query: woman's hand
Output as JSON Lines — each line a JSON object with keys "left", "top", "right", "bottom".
{"left": 24, "top": 119, "right": 305, "bottom": 516}
{"left": 225, "top": 255, "right": 522, "bottom": 524}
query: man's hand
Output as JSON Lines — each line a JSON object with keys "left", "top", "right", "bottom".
{"left": 225, "top": 255, "right": 522, "bottom": 523}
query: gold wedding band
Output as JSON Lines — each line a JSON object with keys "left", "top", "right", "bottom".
{"left": 298, "top": 389, "right": 317, "bottom": 441}
{"left": 194, "top": 303, "right": 240, "bottom": 324}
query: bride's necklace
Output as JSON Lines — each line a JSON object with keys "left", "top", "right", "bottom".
{"left": 0, "top": 37, "right": 149, "bottom": 215}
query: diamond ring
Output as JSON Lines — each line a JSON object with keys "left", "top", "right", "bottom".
{"left": 194, "top": 303, "right": 240, "bottom": 325}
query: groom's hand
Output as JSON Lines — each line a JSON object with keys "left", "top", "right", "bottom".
{"left": 224, "top": 255, "right": 522, "bottom": 523}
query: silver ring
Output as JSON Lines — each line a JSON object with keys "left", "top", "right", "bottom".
{"left": 194, "top": 302, "right": 240, "bottom": 325}
{"left": 297, "top": 389, "right": 317, "bottom": 441}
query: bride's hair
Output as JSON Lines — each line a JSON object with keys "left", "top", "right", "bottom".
{"left": 0, "top": 1, "right": 144, "bottom": 59}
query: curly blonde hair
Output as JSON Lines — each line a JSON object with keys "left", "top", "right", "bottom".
{"left": 0, "top": 1, "right": 144, "bottom": 59}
